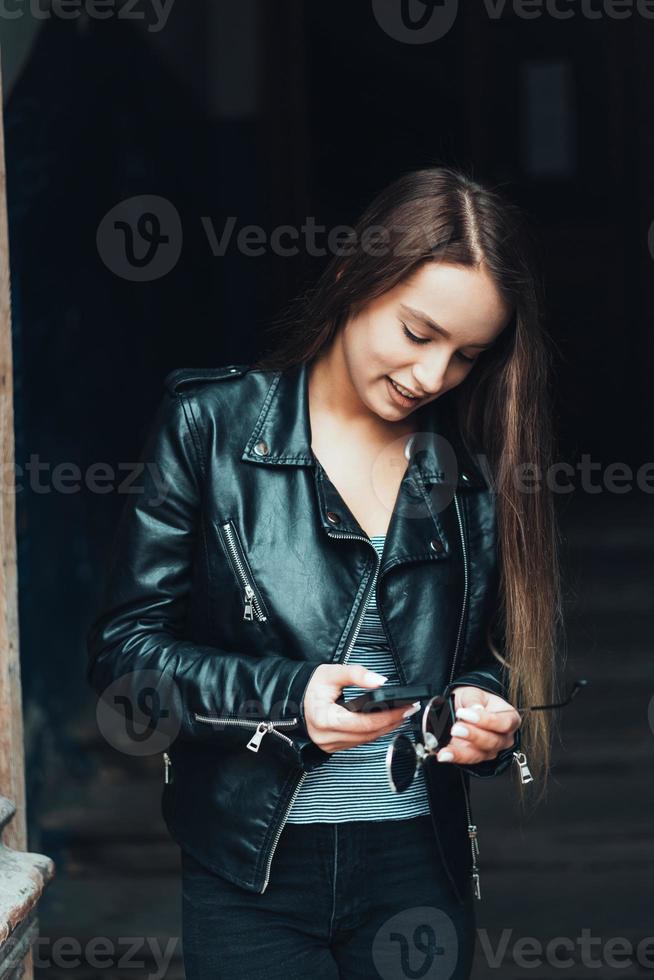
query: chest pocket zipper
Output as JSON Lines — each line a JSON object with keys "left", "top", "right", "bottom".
{"left": 217, "top": 519, "right": 269, "bottom": 622}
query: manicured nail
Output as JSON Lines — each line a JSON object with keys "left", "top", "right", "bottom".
{"left": 438, "top": 750, "right": 454, "bottom": 762}
{"left": 402, "top": 704, "right": 421, "bottom": 719}
{"left": 450, "top": 723, "right": 469, "bottom": 738}
{"left": 456, "top": 707, "right": 482, "bottom": 722}
{"left": 365, "top": 672, "right": 388, "bottom": 685}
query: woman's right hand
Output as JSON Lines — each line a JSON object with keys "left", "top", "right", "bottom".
{"left": 301, "top": 663, "right": 419, "bottom": 754}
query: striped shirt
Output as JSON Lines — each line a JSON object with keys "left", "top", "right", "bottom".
{"left": 287, "top": 534, "right": 431, "bottom": 823}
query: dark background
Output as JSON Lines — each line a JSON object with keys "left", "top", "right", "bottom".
{"left": 3, "top": 2, "right": 653, "bottom": 977}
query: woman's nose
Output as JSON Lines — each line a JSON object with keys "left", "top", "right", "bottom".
{"left": 413, "top": 356, "right": 448, "bottom": 395}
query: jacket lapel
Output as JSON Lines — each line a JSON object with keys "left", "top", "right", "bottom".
{"left": 240, "top": 360, "right": 486, "bottom": 569}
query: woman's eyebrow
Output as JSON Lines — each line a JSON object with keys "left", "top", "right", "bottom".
{"left": 399, "top": 303, "right": 497, "bottom": 349}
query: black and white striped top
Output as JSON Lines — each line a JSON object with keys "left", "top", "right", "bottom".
{"left": 287, "top": 534, "right": 431, "bottom": 823}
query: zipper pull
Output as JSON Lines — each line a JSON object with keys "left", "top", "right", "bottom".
{"left": 512, "top": 750, "right": 534, "bottom": 784}
{"left": 467, "top": 822, "right": 480, "bottom": 859}
{"left": 247, "top": 721, "right": 271, "bottom": 752}
{"left": 243, "top": 584, "right": 255, "bottom": 621}
{"left": 467, "top": 823, "right": 481, "bottom": 899}
{"left": 163, "top": 751, "right": 172, "bottom": 784}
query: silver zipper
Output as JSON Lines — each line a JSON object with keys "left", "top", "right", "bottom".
{"left": 163, "top": 751, "right": 172, "bottom": 784}
{"left": 449, "top": 491, "right": 535, "bottom": 896}
{"left": 260, "top": 767, "right": 309, "bottom": 892}
{"left": 219, "top": 521, "right": 268, "bottom": 622}
{"left": 462, "top": 788, "right": 481, "bottom": 899}
{"left": 260, "top": 528, "right": 383, "bottom": 894}
{"left": 448, "top": 491, "right": 484, "bottom": 901}
{"left": 243, "top": 585, "right": 256, "bottom": 621}
{"left": 194, "top": 714, "right": 298, "bottom": 752}
{"left": 512, "top": 750, "right": 534, "bottom": 784}
{"left": 447, "top": 492, "right": 468, "bottom": 690}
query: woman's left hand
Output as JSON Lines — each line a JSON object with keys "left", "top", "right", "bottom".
{"left": 436, "top": 686, "right": 521, "bottom": 764}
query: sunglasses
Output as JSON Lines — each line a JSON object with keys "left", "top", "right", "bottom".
{"left": 385, "top": 679, "right": 588, "bottom": 793}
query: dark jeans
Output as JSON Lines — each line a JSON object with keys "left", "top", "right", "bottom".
{"left": 181, "top": 813, "right": 476, "bottom": 979}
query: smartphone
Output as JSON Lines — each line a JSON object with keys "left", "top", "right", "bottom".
{"left": 335, "top": 684, "right": 433, "bottom": 713}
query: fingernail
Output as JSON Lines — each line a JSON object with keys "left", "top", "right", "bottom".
{"left": 456, "top": 707, "right": 482, "bottom": 722}
{"left": 438, "top": 750, "right": 454, "bottom": 762}
{"left": 450, "top": 723, "right": 469, "bottom": 738}
{"left": 365, "top": 672, "right": 388, "bottom": 685}
{"left": 402, "top": 704, "right": 421, "bottom": 719}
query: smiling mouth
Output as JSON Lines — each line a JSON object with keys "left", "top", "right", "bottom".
{"left": 387, "top": 376, "right": 421, "bottom": 400}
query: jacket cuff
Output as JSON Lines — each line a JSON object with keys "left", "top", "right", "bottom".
{"left": 293, "top": 663, "right": 332, "bottom": 772}
{"left": 443, "top": 676, "right": 521, "bottom": 779}
{"left": 452, "top": 726, "right": 521, "bottom": 779}
{"left": 443, "top": 669, "right": 507, "bottom": 703}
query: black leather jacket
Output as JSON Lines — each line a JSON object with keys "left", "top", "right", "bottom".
{"left": 86, "top": 360, "right": 521, "bottom": 907}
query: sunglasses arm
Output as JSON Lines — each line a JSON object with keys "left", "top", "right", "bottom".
{"left": 478, "top": 681, "right": 588, "bottom": 716}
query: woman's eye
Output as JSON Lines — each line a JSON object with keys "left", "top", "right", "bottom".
{"left": 401, "top": 322, "right": 430, "bottom": 345}
{"left": 402, "top": 321, "right": 479, "bottom": 365}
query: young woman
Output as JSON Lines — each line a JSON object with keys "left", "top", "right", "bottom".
{"left": 87, "top": 166, "right": 562, "bottom": 979}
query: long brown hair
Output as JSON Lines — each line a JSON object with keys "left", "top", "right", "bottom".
{"left": 253, "top": 166, "right": 564, "bottom": 803}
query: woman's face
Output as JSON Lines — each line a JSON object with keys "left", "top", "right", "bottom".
{"left": 335, "top": 261, "right": 512, "bottom": 424}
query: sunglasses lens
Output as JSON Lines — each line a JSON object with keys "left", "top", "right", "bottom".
{"left": 387, "top": 734, "right": 417, "bottom": 793}
{"left": 424, "top": 696, "right": 455, "bottom": 748}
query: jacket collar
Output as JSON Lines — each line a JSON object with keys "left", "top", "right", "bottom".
{"left": 241, "top": 360, "right": 487, "bottom": 490}
{"left": 242, "top": 362, "right": 315, "bottom": 466}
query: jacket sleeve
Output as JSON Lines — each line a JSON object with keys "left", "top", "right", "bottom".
{"left": 442, "top": 605, "right": 521, "bottom": 779}
{"left": 85, "top": 386, "right": 331, "bottom": 773}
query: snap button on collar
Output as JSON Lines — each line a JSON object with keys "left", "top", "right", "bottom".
{"left": 326, "top": 511, "right": 341, "bottom": 525}
{"left": 429, "top": 538, "right": 444, "bottom": 554}
{"left": 253, "top": 440, "right": 269, "bottom": 456}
